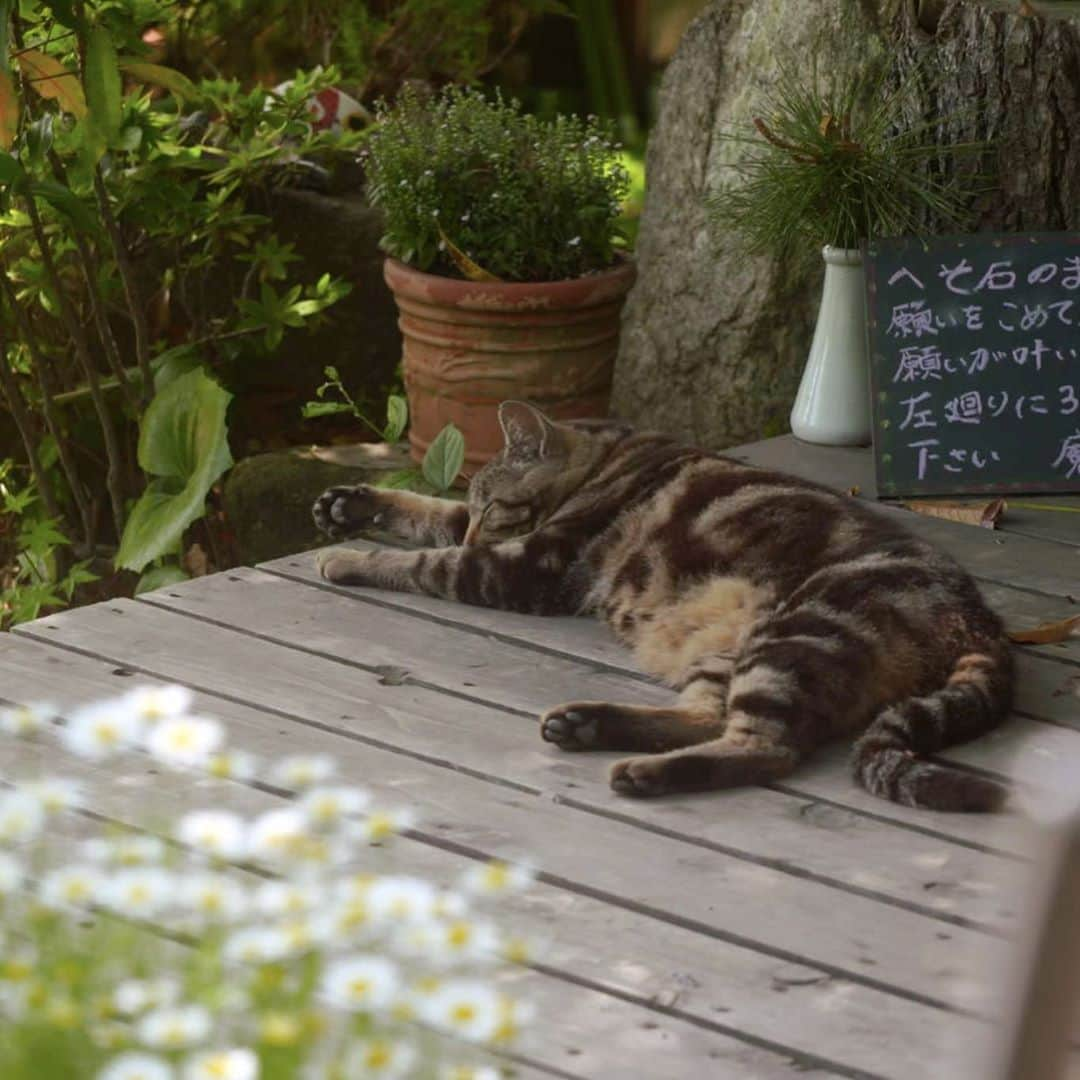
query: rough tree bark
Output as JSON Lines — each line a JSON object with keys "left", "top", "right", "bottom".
{"left": 612, "top": 0, "right": 1080, "bottom": 450}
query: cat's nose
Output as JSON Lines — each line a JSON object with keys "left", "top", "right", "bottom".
{"left": 463, "top": 520, "right": 481, "bottom": 546}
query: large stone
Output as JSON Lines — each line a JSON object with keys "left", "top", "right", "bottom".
{"left": 223, "top": 442, "right": 411, "bottom": 565}
{"left": 613, "top": 0, "right": 1080, "bottom": 449}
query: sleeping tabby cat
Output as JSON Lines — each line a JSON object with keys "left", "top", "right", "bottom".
{"left": 313, "top": 401, "right": 1013, "bottom": 812}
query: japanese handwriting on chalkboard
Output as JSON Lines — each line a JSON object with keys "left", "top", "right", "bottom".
{"left": 1053, "top": 431, "right": 1080, "bottom": 479}
{"left": 906, "top": 439, "right": 1001, "bottom": 479}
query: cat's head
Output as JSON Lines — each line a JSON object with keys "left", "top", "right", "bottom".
{"left": 464, "top": 401, "right": 604, "bottom": 545}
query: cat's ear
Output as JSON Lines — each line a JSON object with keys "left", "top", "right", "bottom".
{"left": 497, "top": 400, "right": 561, "bottom": 458}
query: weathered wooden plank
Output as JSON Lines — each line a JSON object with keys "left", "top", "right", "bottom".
{"left": 15, "top": 600, "right": 1017, "bottom": 1013}
{"left": 131, "top": 568, "right": 1032, "bottom": 927}
{"left": 726, "top": 436, "right": 1080, "bottom": 593}
{"left": 0, "top": 634, "right": 979, "bottom": 1080}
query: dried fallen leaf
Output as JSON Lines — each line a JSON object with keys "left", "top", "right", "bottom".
{"left": 904, "top": 498, "right": 1006, "bottom": 529}
{"left": 437, "top": 226, "right": 502, "bottom": 282}
{"left": 1007, "top": 614, "right": 1080, "bottom": 645}
{"left": 845, "top": 485, "right": 861, "bottom": 497}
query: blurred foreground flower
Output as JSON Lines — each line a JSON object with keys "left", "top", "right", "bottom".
{"left": 0, "top": 686, "right": 538, "bottom": 1079}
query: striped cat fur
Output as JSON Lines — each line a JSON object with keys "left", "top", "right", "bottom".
{"left": 313, "top": 401, "right": 1013, "bottom": 812}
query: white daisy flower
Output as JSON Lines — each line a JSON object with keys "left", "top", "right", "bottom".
{"left": 368, "top": 876, "right": 438, "bottom": 925}
{"left": 145, "top": 716, "right": 225, "bottom": 769}
{"left": 319, "top": 955, "right": 399, "bottom": 1012}
{"left": 418, "top": 980, "right": 502, "bottom": 1042}
{"left": 297, "top": 785, "right": 372, "bottom": 829}
{"left": 97, "top": 1052, "right": 175, "bottom": 1080}
{"left": 22, "top": 776, "right": 84, "bottom": 814}
{"left": 123, "top": 685, "right": 194, "bottom": 725}
{"left": 136, "top": 1004, "right": 212, "bottom": 1050}
{"left": 439, "top": 1067, "right": 502, "bottom": 1080}
{"left": 343, "top": 1038, "right": 416, "bottom": 1078}
{"left": 113, "top": 978, "right": 182, "bottom": 1017}
{"left": 0, "top": 701, "right": 56, "bottom": 737}
{"left": 205, "top": 750, "right": 259, "bottom": 783}
{"left": 99, "top": 868, "right": 174, "bottom": 919}
{"left": 318, "top": 896, "right": 374, "bottom": 942}
{"left": 460, "top": 860, "right": 536, "bottom": 896}
{"left": 419, "top": 919, "right": 503, "bottom": 967}
{"left": 178, "top": 873, "right": 250, "bottom": 924}
{"left": 0, "top": 790, "right": 46, "bottom": 844}
{"left": 356, "top": 808, "right": 415, "bottom": 844}
{"left": 0, "top": 851, "right": 25, "bottom": 894}
{"left": 62, "top": 700, "right": 141, "bottom": 759}
{"left": 39, "top": 865, "right": 101, "bottom": 910}
{"left": 222, "top": 926, "right": 295, "bottom": 966}
{"left": 176, "top": 810, "right": 248, "bottom": 861}
{"left": 246, "top": 808, "right": 314, "bottom": 864}
{"left": 82, "top": 834, "right": 167, "bottom": 867}
{"left": 268, "top": 754, "right": 336, "bottom": 791}
{"left": 181, "top": 1048, "right": 258, "bottom": 1080}
{"left": 253, "top": 880, "right": 319, "bottom": 918}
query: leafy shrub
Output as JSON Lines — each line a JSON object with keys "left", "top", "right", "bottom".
{"left": 365, "top": 86, "right": 630, "bottom": 282}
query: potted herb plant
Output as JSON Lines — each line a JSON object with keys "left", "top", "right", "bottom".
{"left": 364, "top": 86, "right": 633, "bottom": 472}
{"left": 707, "top": 64, "right": 984, "bottom": 446}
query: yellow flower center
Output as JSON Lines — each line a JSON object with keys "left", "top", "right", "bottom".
{"left": 348, "top": 977, "right": 372, "bottom": 999}
{"left": 451, "top": 1003, "right": 477, "bottom": 1025}
{"left": 447, "top": 923, "right": 471, "bottom": 948}
{"left": 93, "top": 721, "right": 119, "bottom": 745}
{"left": 364, "top": 1043, "right": 392, "bottom": 1068}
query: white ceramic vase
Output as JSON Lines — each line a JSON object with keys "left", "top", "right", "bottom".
{"left": 789, "top": 246, "right": 871, "bottom": 446}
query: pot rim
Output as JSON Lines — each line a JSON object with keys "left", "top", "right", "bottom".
{"left": 383, "top": 252, "right": 637, "bottom": 310}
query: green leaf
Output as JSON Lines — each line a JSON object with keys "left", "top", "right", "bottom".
{"left": 116, "top": 368, "right": 233, "bottom": 572}
{"left": 151, "top": 344, "right": 202, "bottom": 390}
{"left": 118, "top": 60, "right": 201, "bottom": 104}
{"left": 135, "top": 564, "right": 189, "bottom": 595}
{"left": 301, "top": 401, "right": 353, "bottom": 419}
{"left": 384, "top": 394, "right": 408, "bottom": 442}
{"left": 28, "top": 180, "right": 97, "bottom": 233}
{"left": 422, "top": 423, "right": 465, "bottom": 493}
{"left": 0, "top": 149, "right": 25, "bottom": 186}
{"left": 84, "top": 27, "right": 123, "bottom": 143}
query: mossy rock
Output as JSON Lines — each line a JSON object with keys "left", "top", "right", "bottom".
{"left": 224, "top": 442, "right": 411, "bottom": 565}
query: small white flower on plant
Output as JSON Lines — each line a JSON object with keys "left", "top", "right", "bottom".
{"left": 38, "top": 865, "right": 101, "bottom": 909}
{"left": 253, "top": 879, "right": 319, "bottom": 918}
{"left": 82, "top": 834, "right": 168, "bottom": 867}
{"left": 145, "top": 715, "right": 225, "bottom": 769}
{"left": 343, "top": 1038, "right": 417, "bottom": 1078}
{"left": 62, "top": 700, "right": 141, "bottom": 759}
{"left": 247, "top": 807, "right": 315, "bottom": 864}
{"left": 223, "top": 926, "right": 294, "bottom": 966}
{"left": 22, "top": 776, "right": 85, "bottom": 814}
{"left": 0, "top": 851, "right": 25, "bottom": 894}
{"left": 99, "top": 867, "right": 175, "bottom": 919}
{"left": 460, "top": 860, "right": 536, "bottom": 897}
{"left": 567, "top": 235, "right": 581, "bottom": 247}
{"left": 177, "top": 810, "right": 248, "bottom": 861}
{"left": 182, "top": 1048, "right": 258, "bottom": 1080}
{"left": 417, "top": 980, "right": 503, "bottom": 1042}
{"left": 178, "top": 873, "right": 250, "bottom": 923}
{"left": 123, "top": 685, "right": 194, "bottom": 725}
{"left": 439, "top": 1066, "right": 502, "bottom": 1080}
{"left": 367, "top": 875, "right": 438, "bottom": 925}
{"left": 268, "top": 754, "right": 336, "bottom": 790}
{"left": 113, "top": 978, "right": 182, "bottom": 1017}
{"left": 320, "top": 954, "right": 400, "bottom": 1012}
{"left": 97, "top": 1052, "right": 175, "bottom": 1080}
{"left": 205, "top": 750, "right": 259, "bottom": 783}
{"left": 297, "top": 785, "right": 371, "bottom": 829}
{"left": 0, "top": 701, "right": 56, "bottom": 737}
{"left": 136, "top": 1004, "right": 213, "bottom": 1050}
{"left": 356, "top": 808, "right": 416, "bottom": 844}
{"left": 0, "top": 789, "right": 46, "bottom": 844}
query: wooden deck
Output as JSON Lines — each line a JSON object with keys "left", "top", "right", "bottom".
{"left": 5, "top": 435, "right": 1080, "bottom": 1079}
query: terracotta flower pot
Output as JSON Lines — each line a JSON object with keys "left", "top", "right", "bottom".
{"left": 383, "top": 256, "right": 637, "bottom": 474}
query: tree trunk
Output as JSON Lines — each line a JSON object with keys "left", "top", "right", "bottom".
{"left": 612, "top": 0, "right": 1080, "bottom": 450}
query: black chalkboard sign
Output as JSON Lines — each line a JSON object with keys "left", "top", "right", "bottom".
{"left": 865, "top": 233, "right": 1080, "bottom": 497}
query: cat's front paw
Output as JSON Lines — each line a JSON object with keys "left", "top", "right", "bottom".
{"left": 609, "top": 756, "right": 671, "bottom": 798}
{"left": 316, "top": 548, "right": 373, "bottom": 585}
{"left": 540, "top": 707, "right": 600, "bottom": 751}
{"left": 313, "top": 485, "right": 384, "bottom": 538}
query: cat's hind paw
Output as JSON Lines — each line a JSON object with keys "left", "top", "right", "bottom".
{"left": 313, "top": 485, "right": 382, "bottom": 538}
{"left": 609, "top": 757, "right": 669, "bottom": 798}
{"left": 540, "top": 707, "right": 600, "bottom": 750}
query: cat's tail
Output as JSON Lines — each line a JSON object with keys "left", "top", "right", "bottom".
{"left": 851, "top": 641, "right": 1014, "bottom": 812}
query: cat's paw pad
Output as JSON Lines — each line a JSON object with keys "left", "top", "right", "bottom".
{"left": 540, "top": 708, "right": 599, "bottom": 750}
{"left": 609, "top": 757, "right": 669, "bottom": 798}
{"left": 312, "top": 485, "right": 383, "bottom": 538}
